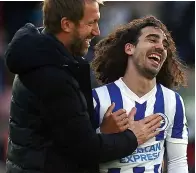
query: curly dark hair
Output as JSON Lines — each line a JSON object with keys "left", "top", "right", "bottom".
{"left": 91, "top": 15, "right": 187, "bottom": 89}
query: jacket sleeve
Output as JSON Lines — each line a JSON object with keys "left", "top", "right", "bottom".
{"left": 21, "top": 66, "right": 138, "bottom": 164}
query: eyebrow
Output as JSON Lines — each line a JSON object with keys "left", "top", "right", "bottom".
{"left": 146, "top": 34, "right": 160, "bottom": 39}
{"left": 146, "top": 34, "right": 169, "bottom": 47}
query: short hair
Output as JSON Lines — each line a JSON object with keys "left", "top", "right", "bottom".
{"left": 91, "top": 15, "right": 187, "bottom": 89}
{"left": 43, "top": 0, "right": 103, "bottom": 34}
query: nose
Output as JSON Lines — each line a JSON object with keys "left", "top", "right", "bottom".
{"left": 154, "top": 42, "right": 167, "bottom": 58}
{"left": 92, "top": 23, "right": 100, "bottom": 36}
{"left": 155, "top": 42, "right": 165, "bottom": 51}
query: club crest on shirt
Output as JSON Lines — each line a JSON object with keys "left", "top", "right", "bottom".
{"left": 156, "top": 113, "right": 169, "bottom": 131}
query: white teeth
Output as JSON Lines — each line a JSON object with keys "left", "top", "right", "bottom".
{"left": 148, "top": 54, "right": 161, "bottom": 61}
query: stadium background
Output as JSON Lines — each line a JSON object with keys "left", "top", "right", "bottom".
{"left": 0, "top": 1, "right": 194, "bottom": 172}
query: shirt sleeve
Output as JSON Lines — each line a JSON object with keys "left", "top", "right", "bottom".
{"left": 166, "top": 141, "right": 188, "bottom": 173}
{"left": 166, "top": 93, "right": 189, "bottom": 144}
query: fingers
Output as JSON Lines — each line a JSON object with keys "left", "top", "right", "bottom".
{"left": 115, "top": 112, "right": 127, "bottom": 121}
{"left": 143, "top": 114, "right": 162, "bottom": 124}
{"left": 148, "top": 121, "right": 161, "bottom": 132}
{"left": 113, "top": 109, "right": 126, "bottom": 118}
{"left": 119, "top": 123, "right": 130, "bottom": 132}
{"left": 104, "top": 102, "right": 115, "bottom": 117}
{"left": 112, "top": 113, "right": 129, "bottom": 132}
{"left": 128, "top": 107, "right": 137, "bottom": 121}
{"left": 112, "top": 111, "right": 129, "bottom": 132}
{"left": 105, "top": 103, "right": 127, "bottom": 118}
{"left": 145, "top": 116, "right": 162, "bottom": 129}
{"left": 117, "top": 116, "right": 129, "bottom": 126}
{"left": 146, "top": 130, "right": 160, "bottom": 140}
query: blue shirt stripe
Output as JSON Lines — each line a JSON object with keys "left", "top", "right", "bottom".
{"left": 154, "top": 164, "right": 160, "bottom": 173}
{"left": 133, "top": 167, "right": 145, "bottom": 173}
{"left": 154, "top": 84, "right": 165, "bottom": 141}
{"left": 108, "top": 168, "right": 121, "bottom": 173}
{"left": 171, "top": 93, "right": 184, "bottom": 138}
{"left": 92, "top": 89, "right": 100, "bottom": 128}
{"left": 135, "top": 101, "right": 147, "bottom": 121}
{"left": 107, "top": 83, "right": 123, "bottom": 111}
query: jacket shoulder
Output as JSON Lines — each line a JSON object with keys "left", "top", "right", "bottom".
{"left": 18, "top": 66, "right": 79, "bottom": 99}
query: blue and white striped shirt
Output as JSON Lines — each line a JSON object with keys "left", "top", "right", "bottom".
{"left": 92, "top": 78, "right": 188, "bottom": 173}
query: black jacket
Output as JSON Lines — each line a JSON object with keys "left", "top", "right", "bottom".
{"left": 4, "top": 23, "right": 138, "bottom": 173}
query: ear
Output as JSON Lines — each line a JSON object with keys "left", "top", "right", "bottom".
{"left": 61, "top": 17, "right": 75, "bottom": 33}
{"left": 125, "top": 43, "right": 135, "bottom": 56}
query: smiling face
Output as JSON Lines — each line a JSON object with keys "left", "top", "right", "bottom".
{"left": 126, "top": 26, "right": 169, "bottom": 79}
{"left": 70, "top": 1, "right": 100, "bottom": 56}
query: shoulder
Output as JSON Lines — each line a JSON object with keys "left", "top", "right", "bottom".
{"left": 37, "top": 66, "right": 76, "bottom": 84}
{"left": 19, "top": 66, "right": 78, "bottom": 98}
{"left": 92, "top": 80, "right": 119, "bottom": 92}
{"left": 160, "top": 84, "right": 184, "bottom": 101}
{"left": 160, "top": 84, "right": 174, "bottom": 95}
{"left": 159, "top": 84, "right": 185, "bottom": 117}
{"left": 92, "top": 85, "right": 107, "bottom": 103}
{"left": 93, "top": 84, "right": 107, "bottom": 92}
{"left": 92, "top": 82, "right": 114, "bottom": 97}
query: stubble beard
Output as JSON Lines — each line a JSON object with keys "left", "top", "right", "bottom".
{"left": 70, "top": 30, "right": 87, "bottom": 57}
{"left": 134, "top": 60, "right": 159, "bottom": 80}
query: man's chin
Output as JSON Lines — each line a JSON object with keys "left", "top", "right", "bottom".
{"left": 143, "top": 68, "right": 159, "bottom": 79}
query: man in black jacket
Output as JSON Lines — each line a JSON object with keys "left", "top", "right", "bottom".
{"left": 4, "top": 0, "right": 162, "bottom": 173}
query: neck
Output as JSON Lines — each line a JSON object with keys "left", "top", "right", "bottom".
{"left": 122, "top": 62, "right": 156, "bottom": 98}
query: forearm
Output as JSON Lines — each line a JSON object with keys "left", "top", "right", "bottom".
{"left": 97, "top": 130, "right": 138, "bottom": 162}
{"left": 168, "top": 163, "right": 188, "bottom": 173}
{"left": 166, "top": 142, "right": 188, "bottom": 173}
{"left": 52, "top": 113, "right": 138, "bottom": 163}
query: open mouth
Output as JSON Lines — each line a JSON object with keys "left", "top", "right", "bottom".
{"left": 148, "top": 53, "right": 161, "bottom": 65}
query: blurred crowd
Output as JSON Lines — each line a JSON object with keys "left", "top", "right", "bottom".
{"left": 0, "top": 1, "right": 195, "bottom": 172}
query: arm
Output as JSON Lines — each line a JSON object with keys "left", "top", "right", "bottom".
{"left": 21, "top": 66, "right": 138, "bottom": 164}
{"left": 166, "top": 93, "right": 189, "bottom": 172}
{"left": 166, "top": 142, "right": 188, "bottom": 173}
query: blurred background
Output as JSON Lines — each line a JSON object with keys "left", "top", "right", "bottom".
{"left": 0, "top": 1, "right": 195, "bottom": 172}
